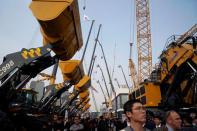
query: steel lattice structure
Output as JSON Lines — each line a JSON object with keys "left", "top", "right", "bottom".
{"left": 136, "top": 0, "right": 152, "bottom": 83}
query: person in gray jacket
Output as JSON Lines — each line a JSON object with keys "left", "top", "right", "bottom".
{"left": 120, "top": 99, "right": 150, "bottom": 131}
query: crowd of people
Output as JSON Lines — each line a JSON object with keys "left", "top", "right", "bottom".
{"left": 121, "top": 99, "right": 197, "bottom": 131}
{"left": 46, "top": 100, "right": 197, "bottom": 131}
{"left": 47, "top": 114, "right": 126, "bottom": 131}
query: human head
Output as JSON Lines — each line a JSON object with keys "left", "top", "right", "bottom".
{"left": 74, "top": 116, "right": 80, "bottom": 125}
{"left": 153, "top": 116, "right": 161, "bottom": 126}
{"left": 190, "top": 112, "right": 196, "bottom": 120}
{"left": 123, "top": 99, "right": 146, "bottom": 124}
{"left": 57, "top": 117, "right": 63, "bottom": 124}
{"left": 183, "top": 116, "right": 193, "bottom": 126}
{"left": 100, "top": 116, "right": 103, "bottom": 120}
{"left": 165, "top": 110, "right": 182, "bottom": 130}
{"left": 53, "top": 114, "right": 58, "bottom": 121}
{"left": 194, "top": 116, "right": 197, "bottom": 125}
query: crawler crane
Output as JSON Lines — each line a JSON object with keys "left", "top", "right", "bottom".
{"left": 129, "top": 23, "right": 197, "bottom": 110}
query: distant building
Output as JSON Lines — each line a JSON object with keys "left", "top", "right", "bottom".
{"left": 61, "top": 91, "right": 70, "bottom": 103}
{"left": 30, "top": 81, "right": 44, "bottom": 101}
{"left": 111, "top": 87, "right": 129, "bottom": 118}
{"left": 99, "top": 85, "right": 129, "bottom": 118}
{"left": 120, "top": 84, "right": 128, "bottom": 88}
{"left": 90, "top": 112, "right": 99, "bottom": 118}
{"left": 100, "top": 102, "right": 108, "bottom": 116}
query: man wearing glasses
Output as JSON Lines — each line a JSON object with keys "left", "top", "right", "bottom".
{"left": 70, "top": 116, "right": 84, "bottom": 131}
{"left": 121, "top": 99, "right": 150, "bottom": 131}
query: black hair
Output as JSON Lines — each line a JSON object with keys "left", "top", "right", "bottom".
{"left": 74, "top": 116, "right": 80, "bottom": 118}
{"left": 154, "top": 116, "right": 161, "bottom": 120}
{"left": 123, "top": 99, "right": 142, "bottom": 114}
{"left": 183, "top": 116, "right": 193, "bottom": 125}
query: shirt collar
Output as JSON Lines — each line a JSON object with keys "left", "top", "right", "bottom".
{"left": 166, "top": 124, "right": 174, "bottom": 131}
{"left": 156, "top": 124, "right": 161, "bottom": 128}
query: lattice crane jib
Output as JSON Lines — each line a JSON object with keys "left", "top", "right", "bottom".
{"left": 135, "top": 0, "right": 152, "bottom": 83}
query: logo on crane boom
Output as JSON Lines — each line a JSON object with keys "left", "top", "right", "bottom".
{"left": 21, "top": 48, "right": 41, "bottom": 59}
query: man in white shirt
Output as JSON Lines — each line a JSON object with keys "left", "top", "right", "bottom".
{"left": 153, "top": 116, "right": 162, "bottom": 128}
{"left": 70, "top": 116, "right": 84, "bottom": 131}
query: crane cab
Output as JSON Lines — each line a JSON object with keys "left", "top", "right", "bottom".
{"left": 129, "top": 82, "right": 162, "bottom": 107}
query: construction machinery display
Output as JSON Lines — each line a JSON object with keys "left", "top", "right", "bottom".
{"left": 0, "top": 0, "right": 92, "bottom": 130}
{"left": 128, "top": 0, "right": 197, "bottom": 112}
{"left": 0, "top": 0, "right": 197, "bottom": 130}
{"left": 129, "top": 23, "right": 197, "bottom": 111}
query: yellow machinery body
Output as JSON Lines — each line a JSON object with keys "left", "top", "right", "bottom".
{"left": 130, "top": 82, "right": 161, "bottom": 107}
{"left": 81, "top": 103, "right": 91, "bottom": 113}
{"left": 129, "top": 37, "right": 197, "bottom": 109}
{"left": 79, "top": 90, "right": 89, "bottom": 100}
{"left": 59, "top": 60, "right": 84, "bottom": 85}
{"left": 30, "top": 0, "right": 83, "bottom": 60}
{"left": 78, "top": 97, "right": 90, "bottom": 110}
{"left": 74, "top": 75, "right": 91, "bottom": 92}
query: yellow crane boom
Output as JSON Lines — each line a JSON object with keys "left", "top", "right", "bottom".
{"left": 29, "top": 0, "right": 83, "bottom": 61}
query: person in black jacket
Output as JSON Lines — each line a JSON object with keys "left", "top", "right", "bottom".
{"left": 114, "top": 118, "right": 127, "bottom": 131}
{"left": 153, "top": 116, "right": 163, "bottom": 129}
{"left": 64, "top": 118, "right": 71, "bottom": 131}
{"left": 181, "top": 116, "right": 197, "bottom": 131}
{"left": 97, "top": 116, "right": 108, "bottom": 131}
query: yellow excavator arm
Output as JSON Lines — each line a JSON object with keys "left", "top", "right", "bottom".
{"left": 29, "top": 0, "right": 83, "bottom": 60}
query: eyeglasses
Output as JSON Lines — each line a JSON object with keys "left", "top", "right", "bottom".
{"left": 133, "top": 106, "right": 146, "bottom": 111}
